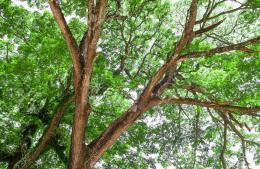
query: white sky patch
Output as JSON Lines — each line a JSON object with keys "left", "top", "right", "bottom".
{"left": 12, "top": 0, "right": 48, "bottom": 13}
{"left": 129, "top": 90, "right": 138, "bottom": 100}
{"left": 170, "top": 0, "right": 180, "bottom": 3}
{"left": 154, "top": 163, "right": 176, "bottom": 169}
{"left": 138, "top": 85, "right": 145, "bottom": 90}
{"left": 11, "top": 0, "right": 85, "bottom": 22}
{"left": 230, "top": 143, "right": 240, "bottom": 152}
{"left": 225, "top": 0, "right": 244, "bottom": 8}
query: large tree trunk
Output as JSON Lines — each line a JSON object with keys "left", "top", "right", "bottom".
{"left": 69, "top": 64, "right": 94, "bottom": 169}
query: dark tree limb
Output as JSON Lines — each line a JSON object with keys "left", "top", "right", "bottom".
{"left": 0, "top": 124, "right": 37, "bottom": 169}
{"left": 50, "top": 137, "right": 69, "bottom": 164}
{"left": 194, "top": 18, "right": 226, "bottom": 36}
{"left": 17, "top": 95, "right": 74, "bottom": 169}
{"left": 150, "top": 97, "right": 260, "bottom": 116}
{"left": 179, "top": 36, "right": 260, "bottom": 62}
{"left": 141, "top": 0, "right": 198, "bottom": 100}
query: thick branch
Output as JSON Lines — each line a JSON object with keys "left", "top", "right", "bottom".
{"left": 194, "top": 18, "right": 225, "bottom": 36}
{"left": 179, "top": 36, "right": 260, "bottom": 61}
{"left": 82, "top": 1, "right": 199, "bottom": 167}
{"left": 19, "top": 96, "right": 74, "bottom": 169}
{"left": 85, "top": 0, "right": 108, "bottom": 58}
{"left": 48, "top": 0, "right": 81, "bottom": 85}
{"left": 85, "top": 103, "right": 149, "bottom": 168}
{"left": 152, "top": 97, "right": 260, "bottom": 115}
{"left": 141, "top": 0, "right": 198, "bottom": 99}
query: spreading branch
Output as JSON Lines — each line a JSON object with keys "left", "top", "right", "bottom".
{"left": 179, "top": 36, "right": 260, "bottom": 62}
{"left": 182, "top": 83, "right": 259, "bottom": 167}
{"left": 141, "top": 0, "right": 198, "bottom": 99}
{"left": 150, "top": 97, "right": 260, "bottom": 116}
{"left": 78, "top": 1, "right": 256, "bottom": 167}
{"left": 48, "top": 0, "right": 81, "bottom": 85}
{"left": 218, "top": 112, "right": 251, "bottom": 168}
{"left": 17, "top": 95, "right": 74, "bottom": 169}
{"left": 196, "top": 4, "right": 248, "bottom": 24}
{"left": 194, "top": 18, "right": 226, "bottom": 36}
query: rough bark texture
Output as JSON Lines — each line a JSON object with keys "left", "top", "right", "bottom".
{"left": 67, "top": 1, "right": 108, "bottom": 168}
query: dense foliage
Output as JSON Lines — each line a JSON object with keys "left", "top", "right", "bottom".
{"left": 0, "top": 0, "right": 259, "bottom": 168}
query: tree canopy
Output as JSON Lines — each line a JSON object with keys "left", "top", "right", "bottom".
{"left": 0, "top": 0, "right": 259, "bottom": 168}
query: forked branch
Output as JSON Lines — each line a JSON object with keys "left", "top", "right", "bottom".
{"left": 141, "top": 0, "right": 198, "bottom": 99}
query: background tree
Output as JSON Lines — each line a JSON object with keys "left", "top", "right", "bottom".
{"left": 0, "top": 0, "right": 259, "bottom": 168}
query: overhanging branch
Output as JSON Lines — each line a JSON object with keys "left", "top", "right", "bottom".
{"left": 194, "top": 18, "right": 226, "bottom": 36}
{"left": 48, "top": 0, "right": 81, "bottom": 84}
{"left": 141, "top": 0, "right": 198, "bottom": 99}
{"left": 18, "top": 95, "right": 74, "bottom": 169}
{"left": 151, "top": 97, "right": 260, "bottom": 116}
{"left": 179, "top": 36, "right": 260, "bottom": 62}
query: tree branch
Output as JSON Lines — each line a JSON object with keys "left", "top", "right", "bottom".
{"left": 85, "top": 104, "right": 147, "bottom": 168}
{"left": 81, "top": 1, "right": 198, "bottom": 167}
{"left": 181, "top": 83, "right": 258, "bottom": 168}
{"left": 141, "top": 0, "right": 198, "bottom": 99}
{"left": 218, "top": 112, "right": 250, "bottom": 168}
{"left": 196, "top": 4, "right": 247, "bottom": 24}
{"left": 18, "top": 95, "right": 74, "bottom": 169}
{"left": 48, "top": 0, "right": 81, "bottom": 86}
{"left": 179, "top": 36, "right": 260, "bottom": 62}
{"left": 194, "top": 18, "right": 226, "bottom": 36}
{"left": 69, "top": 1, "right": 108, "bottom": 168}
{"left": 151, "top": 97, "right": 260, "bottom": 116}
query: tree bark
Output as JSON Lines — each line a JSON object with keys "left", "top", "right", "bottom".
{"left": 85, "top": 102, "right": 149, "bottom": 168}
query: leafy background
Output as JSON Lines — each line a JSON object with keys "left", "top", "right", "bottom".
{"left": 0, "top": 0, "right": 259, "bottom": 168}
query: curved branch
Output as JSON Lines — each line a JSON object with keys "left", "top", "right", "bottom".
{"left": 194, "top": 18, "right": 226, "bottom": 36}
{"left": 141, "top": 0, "right": 198, "bottom": 100}
{"left": 196, "top": 4, "right": 248, "bottom": 24}
{"left": 218, "top": 112, "right": 250, "bottom": 168}
{"left": 179, "top": 36, "right": 260, "bottom": 62}
{"left": 48, "top": 0, "right": 81, "bottom": 85}
{"left": 151, "top": 97, "right": 260, "bottom": 116}
{"left": 17, "top": 95, "right": 74, "bottom": 169}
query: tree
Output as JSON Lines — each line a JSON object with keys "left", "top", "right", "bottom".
{"left": 0, "top": 0, "right": 259, "bottom": 168}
